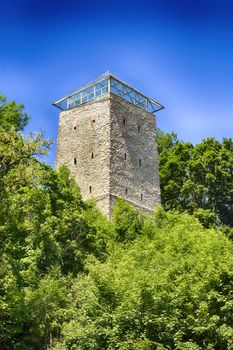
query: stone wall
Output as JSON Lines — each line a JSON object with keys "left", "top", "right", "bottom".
{"left": 56, "top": 94, "right": 112, "bottom": 216}
{"left": 109, "top": 94, "right": 160, "bottom": 216}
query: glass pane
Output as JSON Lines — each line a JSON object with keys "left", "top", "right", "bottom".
{"left": 102, "top": 87, "right": 108, "bottom": 94}
{"left": 85, "top": 86, "right": 94, "bottom": 95}
{"left": 124, "top": 94, "right": 131, "bottom": 102}
{"left": 69, "top": 96, "right": 75, "bottom": 103}
{"left": 110, "top": 79, "right": 118, "bottom": 87}
{"left": 75, "top": 99, "right": 81, "bottom": 106}
{"left": 124, "top": 87, "right": 131, "bottom": 95}
{"left": 100, "top": 79, "right": 108, "bottom": 87}
{"left": 82, "top": 96, "right": 87, "bottom": 103}
{"left": 69, "top": 102, "right": 75, "bottom": 108}
{"left": 82, "top": 90, "right": 88, "bottom": 97}
{"left": 96, "top": 89, "right": 102, "bottom": 96}
{"left": 152, "top": 102, "right": 161, "bottom": 111}
{"left": 57, "top": 100, "right": 66, "bottom": 109}
{"left": 73, "top": 92, "right": 81, "bottom": 100}
{"left": 129, "top": 91, "right": 137, "bottom": 101}
{"left": 137, "top": 101, "right": 147, "bottom": 110}
{"left": 133, "top": 92, "right": 142, "bottom": 102}
{"left": 95, "top": 83, "right": 102, "bottom": 90}
{"left": 115, "top": 82, "right": 123, "bottom": 92}
{"left": 148, "top": 101, "right": 154, "bottom": 112}
{"left": 88, "top": 93, "right": 94, "bottom": 100}
{"left": 96, "top": 79, "right": 108, "bottom": 90}
{"left": 111, "top": 86, "right": 122, "bottom": 96}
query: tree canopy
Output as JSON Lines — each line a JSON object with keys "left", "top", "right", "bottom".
{"left": 157, "top": 129, "right": 233, "bottom": 230}
{"left": 55, "top": 206, "right": 233, "bottom": 350}
{"left": 0, "top": 94, "right": 30, "bottom": 131}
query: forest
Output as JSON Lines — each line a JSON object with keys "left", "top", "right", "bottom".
{"left": 0, "top": 94, "right": 233, "bottom": 350}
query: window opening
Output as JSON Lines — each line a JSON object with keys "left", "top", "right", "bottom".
{"left": 139, "top": 159, "right": 142, "bottom": 167}
{"left": 138, "top": 125, "right": 141, "bottom": 133}
{"left": 74, "top": 158, "right": 77, "bottom": 165}
{"left": 91, "top": 152, "right": 94, "bottom": 159}
{"left": 123, "top": 118, "right": 126, "bottom": 126}
{"left": 125, "top": 188, "right": 128, "bottom": 195}
{"left": 89, "top": 186, "right": 92, "bottom": 193}
{"left": 141, "top": 193, "right": 143, "bottom": 201}
{"left": 124, "top": 153, "right": 127, "bottom": 160}
{"left": 74, "top": 126, "right": 77, "bottom": 130}
{"left": 92, "top": 119, "right": 95, "bottom": 123}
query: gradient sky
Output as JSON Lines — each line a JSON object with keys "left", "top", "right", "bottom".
{"left": 1, "top": 0, "right": 233, "bottom": 166}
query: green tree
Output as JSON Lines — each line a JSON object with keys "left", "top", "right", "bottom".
{"left": 113, "top": 198, "right": 143, "bottom": 242}
{"left": 0, "top": 94, "right": 30, "bottom": 131}
{"left": 157, "top": 130, "right": 233, "bottom": 228}
{"left": 0, "top": 157, "right": 111, "bottom": 348}
{"left": 0, "top": 95, "right": 111, "bottom": 348}
{"left": 55, "top": 208, "right": 233, "bottom": 350}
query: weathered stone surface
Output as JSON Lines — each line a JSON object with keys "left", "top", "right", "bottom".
{"left": 56, "top": 92, "right": 160, "bottom": 218}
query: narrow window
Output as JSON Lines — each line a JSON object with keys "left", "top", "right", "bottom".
{"left": 123, "top": 118, "right": 126, "bottom": 126}
{"left": 124, "top": 153, "right": 127, "bottom": 160}
{"left": 74, "top": 126, "right": 77, "bottom": 130}
{"left": 92, "top": 119, "right": 95, "bottom": 123}
{"left": 91, "top": 152, "right": 94, "bottom": 159}
{"left": 74, "top": 157, "right": 77, "bottom": 165}
{"left": 141, "top": 193, "right": 143, "bottom": 201}
{"left": 139, "top": 158, "right": 142, "bottom": 167}
{"left": 89, "top": 186, "right": 92, "bottom": 193}
{"left": 125, "top": 188, "right": 128, "bottom": 195}
{"left": 138, "top": 125, "right": 141, "bottom": 133}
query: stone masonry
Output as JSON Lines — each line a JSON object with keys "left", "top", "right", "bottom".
{"left": 56, "top": 82, "right": 161, "bottom": 218}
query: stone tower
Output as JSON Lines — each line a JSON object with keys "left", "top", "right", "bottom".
{"left": 53, "top": 72, "right": 164, "bottom": 217}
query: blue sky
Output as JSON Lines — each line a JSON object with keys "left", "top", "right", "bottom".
{"left": 1, "top": 0, "right": 233, "bottom": 166}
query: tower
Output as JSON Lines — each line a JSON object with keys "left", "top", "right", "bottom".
{"left": 53, "top": 72, "right": 164, "bottom": 217}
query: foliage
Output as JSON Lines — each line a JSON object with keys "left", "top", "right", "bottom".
{"left": 0, "top": 127, "right": 51, "bottom": 194}
{"left": 1, "top": 95, "right": 233, "bottom": 349}
{"left": 113, "top": 198, "right": 143, "bottom": 242}
{"left": 0, "top": 94, "right": 30, "bottom": 131}
{"left": 0, "top": 156, "right": 112, "bottom": 348}
{"left": 0, "top": 95, "right": 112, "bottom": 349}
{"left": 54, "top": 208, "right": 233, "bottom": 350}
{"left": 157, "top": 130, "right": 233, "bottom": 229}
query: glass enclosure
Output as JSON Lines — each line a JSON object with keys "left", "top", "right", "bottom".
{"left": 53, "top": 74, "right": 163, "bottom": 115}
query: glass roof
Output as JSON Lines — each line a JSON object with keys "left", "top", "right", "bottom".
{"left": 53, "top": 72, "right": 164, "bottom": 115}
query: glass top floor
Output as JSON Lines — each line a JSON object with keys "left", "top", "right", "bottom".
{"left": 52, "top": 72, "right": 164, "bottom": 115}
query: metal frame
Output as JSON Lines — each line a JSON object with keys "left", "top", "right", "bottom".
{"left": 52, "top": 72, "right": 164, "bottom": 115}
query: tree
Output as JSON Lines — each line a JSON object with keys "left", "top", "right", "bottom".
{"left": 0, "top": 95, "right": 112, "bottom": 348}
{"left": 113, "top": 198, "right": 143, "bottom": 242}
{"left": 157, "top": 130, "right": 233, "bottom": 228}
{"left": 0, "top": 94, "right": 30, "bottom": 131}
{"left": 54, "top": 208, "right": 233, "bottom": 350}
{"left": 0, "top": 127, "right": 51, "bottom": 192}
